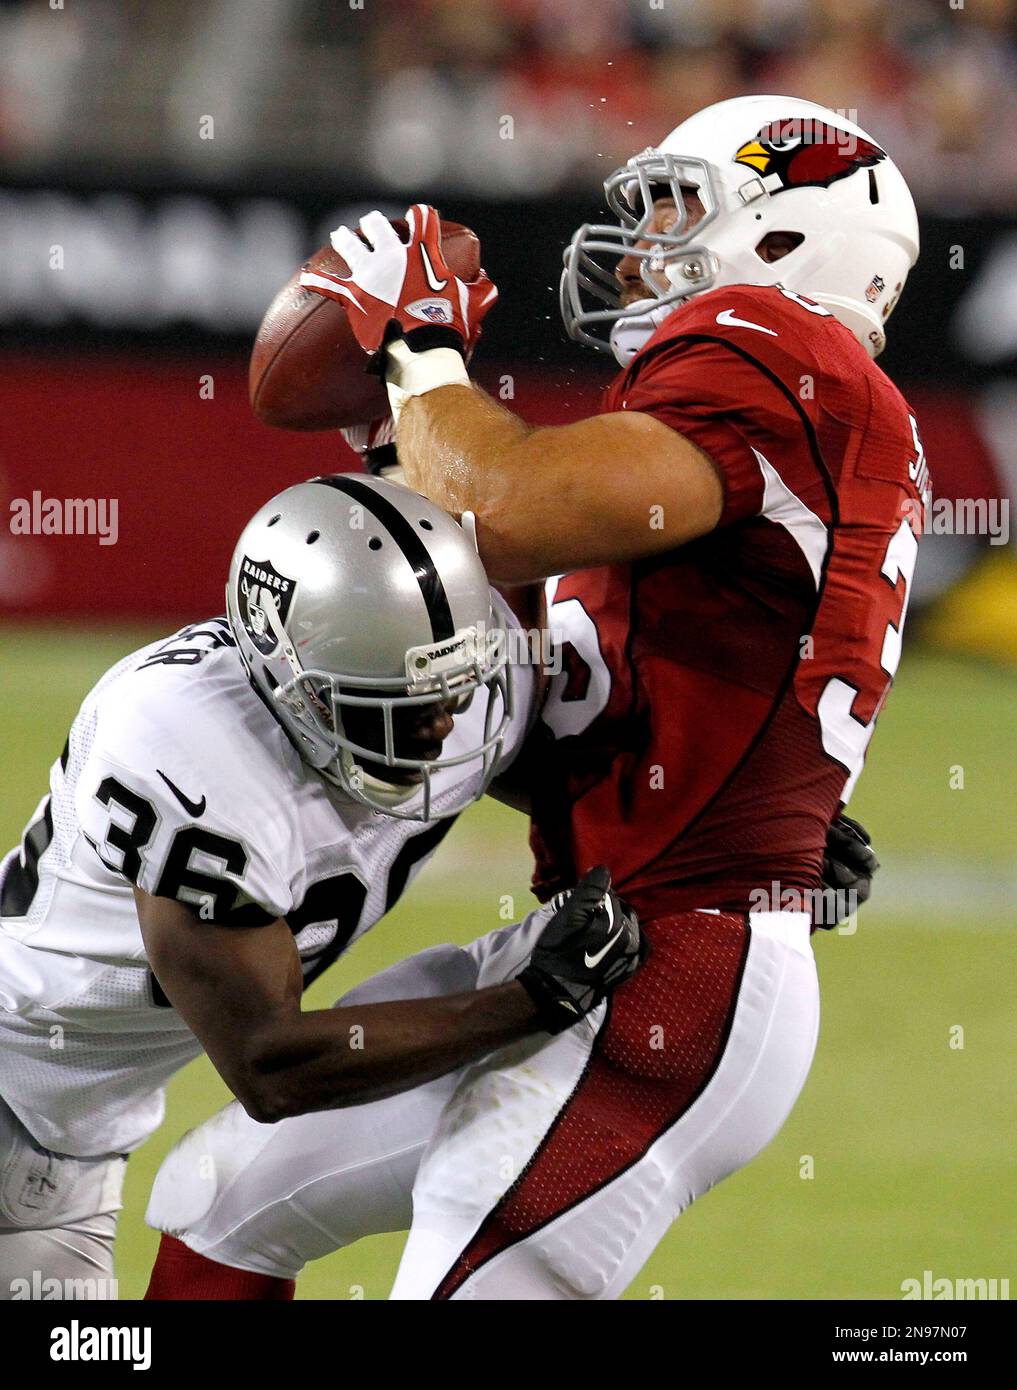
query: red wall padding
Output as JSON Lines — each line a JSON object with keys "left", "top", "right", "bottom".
{"left": 0, "top": 351, "right": 1001, "bottom": 620}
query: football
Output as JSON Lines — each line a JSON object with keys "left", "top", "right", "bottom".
{"left": 249, "top": 218, "right": 481, "bottom": 431}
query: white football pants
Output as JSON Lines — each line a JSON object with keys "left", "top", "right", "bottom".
{"left": 0, "top": 1093, "right": 126, "bottom": 1300}
{"left": 147, "top": 906, "right": 820, "bottom": 1300}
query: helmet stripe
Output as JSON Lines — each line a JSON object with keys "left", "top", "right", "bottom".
{"left": 310, "top": 475, "right": 456, "bottom": 641}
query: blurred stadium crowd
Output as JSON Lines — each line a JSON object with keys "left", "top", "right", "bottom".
{"left": 1, "top": 0, "right": 1015, "bottom": 661}
{"left": 1, "top": 0, "right": 1016, "bottom": 206}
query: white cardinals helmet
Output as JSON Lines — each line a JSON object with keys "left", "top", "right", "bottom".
{"left": 561, "top": 94, "right": 919, "bottom": 362}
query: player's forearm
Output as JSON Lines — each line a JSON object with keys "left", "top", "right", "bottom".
{"left": 397, "top": 385, "right": 723, "bottom": 582}
{"left": 397, "top": 385, "right": 573, "bottom": 583}
{"left": 398, "top": 384, "right": 527, "bottom": 517}
{"left": 238, "top": 982, "right": 538, "bottom": 1122}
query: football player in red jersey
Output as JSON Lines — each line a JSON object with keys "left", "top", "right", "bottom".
{"left": 146, "top": 95, "right": 920, "bottom": 1300}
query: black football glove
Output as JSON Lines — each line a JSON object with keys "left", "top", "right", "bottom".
{"left": 338, "top": 418, "right": 406, "bottom": 484}
{"left": 363, "top": 442, "right": 400, "bottom": 479}
{"left": 517, "top": 866, "right": 643, "bottom": 1034}
{"left": 817, "top": 814, "right": 880, "bottom": 928}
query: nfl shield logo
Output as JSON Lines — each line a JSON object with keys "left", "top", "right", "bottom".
{"left": 865, "top": 274, "right": 886, "bottom": 304}
{"left": 236, "top": 556, "right": 296, "bottom": 656}
{"left": 406, "top": 296, "right": 455, "bottom": 325}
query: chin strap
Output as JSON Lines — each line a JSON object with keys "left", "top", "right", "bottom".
{"left": 343, "top": 754, "right": 423, "bottom": 811}
{"left": 261, "top": 590, "right": 305, "bottom": 683}
{"left": 608, "top": 297, "right": 681, "bottom": 366}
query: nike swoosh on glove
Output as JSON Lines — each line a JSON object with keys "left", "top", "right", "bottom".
{"left": 299, "top": 205, "right": 497, "bottom": 423}
{"left": 298, "top": 205, "right": 497, "bottom": 358}
{"left": 516, "top": 865, "right": 644, "bottom": 1034}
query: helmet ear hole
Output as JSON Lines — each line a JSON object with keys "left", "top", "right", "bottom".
{"left": 755, "top": 230, "right": 804, "bottom": 264}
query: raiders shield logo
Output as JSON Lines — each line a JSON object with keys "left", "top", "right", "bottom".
{"left": 236, "top": 556, "right": 296, "bottom": 656}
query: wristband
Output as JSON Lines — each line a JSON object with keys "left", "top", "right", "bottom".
{"left": 384, "top": 339, "right": 470, "bottom": 424}
{"left": 515, "top": 966, "right": 584, "bottom": 1035}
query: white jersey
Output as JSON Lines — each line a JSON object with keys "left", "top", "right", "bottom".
{"left": 0, "top": 609, "right": 532, "bottom": 1157}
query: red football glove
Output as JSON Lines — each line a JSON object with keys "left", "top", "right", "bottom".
{"left": 298, "top": 205, "right": 497, "bottom": 359}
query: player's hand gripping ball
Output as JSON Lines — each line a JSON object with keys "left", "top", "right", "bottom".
{"left": 249, "top": 216, "right": 482, "bottom": 431}
{"left": 300, "top": 204, "right": 497, "bottom": 360}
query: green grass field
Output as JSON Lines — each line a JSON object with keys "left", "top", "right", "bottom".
{"left": 1, "top": 623, "right": 1014, "bottom": 1300}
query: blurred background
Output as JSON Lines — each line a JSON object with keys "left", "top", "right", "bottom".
{"left": 1, "top": 0, "right": 1014, "bottom": 1300}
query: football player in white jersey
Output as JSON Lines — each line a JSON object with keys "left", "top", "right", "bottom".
{"left": 0, "top": 474, "right": 642, "bottom": 1299}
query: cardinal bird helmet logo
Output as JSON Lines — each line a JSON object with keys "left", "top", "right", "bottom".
{"left": 734, "top": 117, "right": 886, "bottom": 193}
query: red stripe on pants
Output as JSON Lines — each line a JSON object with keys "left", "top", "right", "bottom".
{"left": 433, "top": 910, "right": 750, "bottom": 1300}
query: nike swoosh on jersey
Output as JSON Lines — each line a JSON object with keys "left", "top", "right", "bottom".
{"left": 157, "top": 770, "right": 206, "bottom": 818}
{"left": 716, "top": 308, "right": 778, "bottom": 336}
{"left": 419, "top": 244, "right": 448, "bottom": 293}
{"left": 584, "top": 895, "right": 623, "bottom": 968}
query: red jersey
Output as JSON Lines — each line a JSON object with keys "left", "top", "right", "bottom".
{"left": 529, "top": 283, "right": 930, "bottom": 919}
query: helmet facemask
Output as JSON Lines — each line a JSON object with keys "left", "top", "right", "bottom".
{"left": 263, "top": 591, "right": 511, "bottom": 821}
{"left": 560, "top": 151, "right": 723, "bottom": 354}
